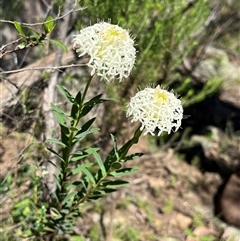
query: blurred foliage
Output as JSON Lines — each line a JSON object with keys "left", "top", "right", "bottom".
{"left": 0, "top": 0, "right": 24, "bottom": 20}
{"left": 78, "top": 0, "right": 210, "bottom": 85}
{"left": 179, "top": 76, "right": 223, "bottom": 107}
{"left": 114, "top": 225, "right": 140, "bottom": 241}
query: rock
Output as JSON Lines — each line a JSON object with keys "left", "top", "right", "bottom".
{"left": 185, "top": 227, "right": 215, "bottom": 241}
{"left": 214, "top": 170, "right": 240, "bottom": 228}
{"left": 221, "top": 226, "right": 240, "bottom": 241}
{"left": 193, "top": 46, "right": 240, "bottom": 109}
{"left": 148, "top": 176, "right": 166, "bottom": 189}
{"left": 192, "top": 126, "right": 240, "bottom": 173}
{"left": 193, "top": 46, "right": 239, "bottom": 81}
{"left": 170, "top": 213, "right": 192, "bottom": 229}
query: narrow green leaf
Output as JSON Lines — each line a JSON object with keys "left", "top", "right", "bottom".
{"left": 46, "top": 148, "right": 65, "bottom": 163}
{"left": 43, "top": 227, "right": 56, "bottom": 232}
{"left": 70, "top": 127, "right": 79, "bottom": 132}
{"left": 47, "top": 160, "right": 58, "bottom": 168}
{"left": 73, "top": 179, "right": 88, "bottom": 191}
{"left": 50, "top": 207, "right": 62, "bottom": 220}
{"left": 60, "top": 127, "right": 69, "bottom": 150}
{"left": 51, "top": 103, "right": 73, "bottom": 122}
{"left": 79, "top": 105, "right": 93, "bottom": 118}
{"left": 29, "top": 34, "right": 39, "bottom": 41}
{"left": 70, "top": 149, "right": 92, "bottom": 162}
{"left": 72, "top": 163, "right": 95, "bottom": 185}
{"left": 49, "top": 39, "right": 68, "bottom": 52}
{"left": 84, "top": 94, "right": 103, "bottom": 104}
{"left": 110, "top": 168, "right": 139, "bottom": 177}
{"left": 66, "top": 179, "right": 87, "bottom": 196}
{"left": 72, "top": 128, "right": 99, "bottom": 143}
{"left": 62, "top": 222, "right": 74, "bottom": 230}
{"left": 65, "top": 184, "right": 76, "bottom": 191}
{"left": 46, "top": 138, "right": 67, "bottom": 148}
{"left": 103, "top": 180, "right": 129, "bottom": 187}
{"left": 100, "top": 188, "right": 117, "bottom": 193}
{"left": 60, "top": 124, "right": 70, "bottom": 140}
{"left": 70, "top": 90, "right": 81, "bottom": 122}
{"left": 123, "top": 153, "right": 144, "bottom": 162}
{"left": 88, "top": 195, "right": 103, "bottom": 200}
{"left": 60, "top": 209, "right": 69, "bottom": 215}
{"left": 62, "top": 191, "right": 78, "bottom": 205}
{"left": 77, "top": 166, "right": 95, "bottom": 185}
{"left": 92, "top": 190, "right": 104, "bottom": 195}
{"left": 86, "top": 148, "right": 106, "bottom": 176}
{"left": 18, "top": 42, "right": 26, "bottom": 49}
{"left": 47, "top": 159, "right": 58, "bottom": 168}
{"left": 118, "top": 126, "right": 142, "bottom": 158}
{"left": 51, "top": 105, "right": 67, "bottom": 127}
{"left": 111, "top": 162, "right": 122, "bottom": 170}
{"left": 74, "top": 91, "right": 82, "bottom": 104}
{"left": 84, "top": 97, "right": 108, "bottom": 106}
{"left": 53, "top": 174, "right": 61, "bottom": 190}
{"left": 104, "top": 149, "right": 117, "bottom": 172}
{"left": 82, "top": 98, "right": 108, "bottom": 114}
{"left": 80, "top": 94, "right": 108, "bottom": 117}
{"left": 54, "top": 110, "right": 66, "bottom": 126}
{"left": 56, "top": 85, "right": 75, "bottom": 103}
{"left": 71, "top": 103, "right": 79, "bottom": 120}
{"left": 80, "top": 117, "right": 96, "bottom": 132}
{"left": 71, "top": 117, "right": 96, "bottom": 142}
{"left": 14, "top": 21, "right": 25, "bottom": 37}
{"left": 110, "top": 134, "right": 119, "bottom": 159}
{"left": 43, "top": 16, "right": 54, "bottom": 33}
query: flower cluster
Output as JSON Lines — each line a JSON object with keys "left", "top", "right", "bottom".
{"left": 73, "top": 22, "right": 136, "bottom": 82}
{"left": 126, "top": 86, "right": 183, "bottom": 136}
{"left": 72, "top": 22, "right": 183, "bottom": 136}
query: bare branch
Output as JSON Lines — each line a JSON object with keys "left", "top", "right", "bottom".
{"left": 0, "top": 6, "right": 86, "bottom": 27}
{"left": 0, "top": 49, "right": 80, "bottom": 114}
{"left": 0, "top": 38, "right": 24, "bottom": 52}
{"left": 1, "top": 63, "right": 86, "bottom": 75}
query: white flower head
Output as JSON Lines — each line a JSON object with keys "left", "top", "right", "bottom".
{"left": 72, "top": 22, "right": 136, "bottom": 82}
{"left": 126, "top": 85, "right": 183, "bottom": 136}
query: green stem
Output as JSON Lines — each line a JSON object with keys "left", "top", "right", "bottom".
{"left": 72, "top": 75, "right": 93, "bottom": 128}
{"left": 81, "top": 76, "right": 93, "bottom": 109}
{"left": 69, "top": 173, "right": 109, "bottom": 213}
{"left": 118, "top": 124, "right": 143, "bottom": 160}
{"left": 68, "top": 125, "right": 143, "bottom": 213}
{"left": 58, "top": 75, "right": 94, "bottom": 201}
{"left": 66, "top": 75, "right": 94, "bottom": 162}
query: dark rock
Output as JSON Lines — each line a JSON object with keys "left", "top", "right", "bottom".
{"left": 214, "top": 170, "right": 240, "bottom": 228}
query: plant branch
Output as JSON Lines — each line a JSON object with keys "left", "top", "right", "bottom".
{"left": 1, "top": 63, "right": 86, "bottom": 75}
{"left": 0, "top": 6, "right": 86, "bottom": 27}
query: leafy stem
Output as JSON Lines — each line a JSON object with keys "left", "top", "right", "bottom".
{"left": 58, "top": 76, "right": 94, "bottom": 203}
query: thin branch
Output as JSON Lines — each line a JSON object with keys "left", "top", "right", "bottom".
{"left": 0, "top": 6, "right": 86, "bottom": 27}
{"left": 0, "top": 37, "right": 24, "bottom": 52}
{"left": 0, "top": 63, "right": 86, "bottom": 75}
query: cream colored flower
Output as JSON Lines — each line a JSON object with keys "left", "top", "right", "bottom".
{"left": 126, "top": 86, "right": 183, "bottom": 136}
{"left": 72, "top": 22, "right": 136, "bottom": 82}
